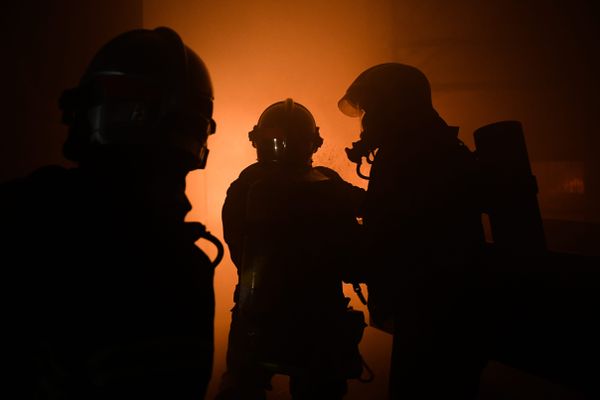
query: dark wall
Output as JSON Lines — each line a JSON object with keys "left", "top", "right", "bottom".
{"left": 389, "top": 1, "right": 600, "bottom": 241}
{"left": 0, "top": 1, "right": 143, "bottom": 182}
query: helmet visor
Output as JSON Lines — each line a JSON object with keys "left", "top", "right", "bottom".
{"left": 338, "top": 95, "right": 363, "bottom": 118}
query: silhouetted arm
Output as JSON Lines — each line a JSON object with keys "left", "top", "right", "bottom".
{"left": 221, "top": 180, "right": 248, "bottom": 270}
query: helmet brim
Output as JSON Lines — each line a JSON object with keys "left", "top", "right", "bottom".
{"left": 337, "top": 96, "right": 363, "bottom": 118}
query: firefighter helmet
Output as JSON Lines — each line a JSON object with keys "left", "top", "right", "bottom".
{"left": 248, "top": 98, "right": 323, "bottom": 166}
{"left": 60, "top": 26, "right": 216, "bottom": 169}
{"left": 338, "top": 62, "right": 433, "bottom": 118}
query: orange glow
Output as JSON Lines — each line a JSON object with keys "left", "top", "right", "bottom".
{"left": 142, "top": 1, "right": 594, "bottom": 397}
{"left": 143, "top": 1, "right": 395, "bottom": 397}
{"left": 562, "top": 178, "right": 584, "bottom": 194}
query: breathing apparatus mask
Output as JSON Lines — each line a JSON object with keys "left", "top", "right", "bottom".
{"left": 60, "top": 27, "right": 216, "bottom": 170}
{"left": 339, "top": 63, "right": 436, "bottom": 180}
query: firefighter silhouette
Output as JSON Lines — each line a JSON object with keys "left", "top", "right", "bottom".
{"left": 339, "top": 63, "right": 600, "bottom": 399}
{"left": 217, "top": 99, "right": 367, "bottom": 399}
{"left": 1, "top": 27, "right": 222, "bottom": 399}
{"left": 339, "top": 63, "right": 488, "bottom": 399}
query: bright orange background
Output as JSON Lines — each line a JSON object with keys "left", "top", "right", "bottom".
{"left": 144, "top": 1, "right": 394, "bottom": 398}
{"left": 143, "top": 1, "right": 598, "bottom": 398}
